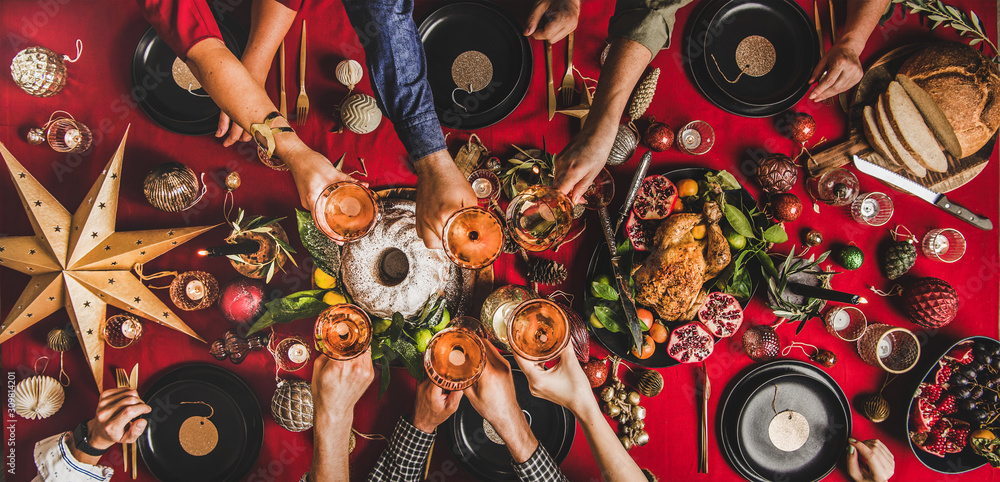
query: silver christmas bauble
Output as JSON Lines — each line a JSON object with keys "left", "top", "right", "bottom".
{"left": 27, "top": 128, "right": 46, "bottom": 145}
{"left": 339, "top": 93, "right": 382, "bottom": 134}
{"left": 10, "top": 47, "right": 67, "bottom": 97}
{"left": 271, "top": 379, "right": 314, "bottom": 432}
{"left": 606, "top": 125, "right": 638, "bottom": 166}
{"left": 143, "top": 162, "right": 203, "bottom": 212}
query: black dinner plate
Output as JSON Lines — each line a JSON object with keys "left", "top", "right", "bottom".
{"left": 131, "top": 9, "right": 247, "bottom": 135}
{"left": 719, "top": 360, "right": 851, "bottom": 482}
{"left": 906, "top": 336, "right": 999, "bottom": 474}
{"left": 418, "top": 0, "right": 532, "bottom": 130}
{"left": 686, "top": 0, "right": 819, "bottom": 117}
{"left": 138, "top": 364, "right": 263, "bottom": 481}
{"left": 445, "top": 356, "right": 574, "bottom": 480}
{"left": 584, "top": 168, "right": 761, "bottom": 368}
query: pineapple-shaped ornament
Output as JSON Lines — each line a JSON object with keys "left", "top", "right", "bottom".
{"left": 755, "top": 153, "right": 798, "bottom": 194}
{"left": 882, "top": 226, "right": 917, "bottom": 280}
{"left": 271, "top": 379, "right": 314, "bottom": 432}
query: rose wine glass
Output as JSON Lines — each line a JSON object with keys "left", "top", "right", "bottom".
{"left": 442, "top": 206, "right": 505, "bottom": 269}
{"left": 506, "top": 298, "right": 569, "bottom": 363}
{"left": 313, "top": 181, "right": 381, "bottom": 242}
{"left": 314, "top": 304, "right": 372, "bottom": 360}
{"left": 505, "top": 185, "right": 574, "bottom": 251}
{"left": 579, "top": 168, "right": 615, "bottom": 210}
{"left": 424, "top": 316, "right": 487, "bottom": 391}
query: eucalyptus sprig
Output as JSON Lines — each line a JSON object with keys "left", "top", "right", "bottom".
{"left": 765, "top": 246, "right": 836, "bottom": 333}
{"left": 501, "top": 142, "right": 556, "bottom": 198}
{"left": 882, "top": 0, "right": 998, "bottom": 64}
{"left": 227, "top": 208, "right": 297, "bottom": 283}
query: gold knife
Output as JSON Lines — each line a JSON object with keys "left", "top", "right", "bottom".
{"left": 813, "top": 0, "right": 824, "bottom": 56}
{"left": 828, "top": 0, "right": 837, "bottom": 45}
{"left": 279, "top": 40, "right": 287, "bottom": 118}
{"left": 545, "top": 41, "right": 555, "bottom": 121}
{"left": 129, "top": 364, "right": 138, "bottom": 479}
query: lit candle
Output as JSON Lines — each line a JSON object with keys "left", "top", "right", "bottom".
{"left": 472, "top": 178, "right": 493, "bottom": 198}
{"left": 198, "top": 240, "right": 261, "bottom": 257}
{"left": 340, "top": 197, "right": 362, "bottom": 217}
{"left": 64, "top": 128, "right": 81, "bottom": 149}
{"left": 121, "top": 318, "right": 142, "bottom": 339}
{"left": 185, "top": 280, "right": 205, "bottom": 301}
{"left": 335, "top": 322, "right": 350, "bottom": 336}
{"left": 931, "top": 235, "right": 950, "bottom": 254}
{"left": 831, "top": 309, "right": 851, "bottom": 331}
{"left": 287, "top": 342, "right": 309, "bottom": 364}
{"left": 681, "top": 129, "right": 701, "bottom": 150}
{"left": 877, "top": 337, "right": 893, "bottom": 359}
{"left": 859, "top": 198, "right": 878, "bottom": 218}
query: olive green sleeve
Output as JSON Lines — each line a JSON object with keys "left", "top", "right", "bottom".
{"left": 607, "top": 0, "right": 695, "bottom": 55}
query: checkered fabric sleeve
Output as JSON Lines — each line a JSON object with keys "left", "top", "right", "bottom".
{"left": 512, "top": 444, "right": 568, "bottom": 481}
{"left": 367, "top": 416, "right": 436, "bottom": 481}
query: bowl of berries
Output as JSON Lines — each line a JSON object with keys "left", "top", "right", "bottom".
{"left": 907, "top": 336, "right": 1000, "bottom": 473}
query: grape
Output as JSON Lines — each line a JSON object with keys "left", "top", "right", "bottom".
{"left": 970, "top": 386, "right": 985, "bottom": 400}
{"left": 961, "top": 367, "right": 978, "bottom": 379}
{"left": 953, "top": 386, "right": 973, "bottom": 399}
{"left": 971, "top": 409, "right": 989, "bottom": 422}
{"left": 984, "top": 392, "right": 1000, "bottom": 405}
{"left": 959, "top": 399, "right": 977, "bottom": 412}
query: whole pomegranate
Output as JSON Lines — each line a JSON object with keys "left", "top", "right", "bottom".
{"left": 219, "top": 277, "right": 268, "bottom": 326}
{"left": 666, "top": 323, "right": 715, "bottom": 364}
{"left": 582, "top": 358, "right": 609, "bottom": 388}
{"left": 559, "top": 303, "right": 591, "bottom": 362}
{"left": 768, "top": 193, "right": 803, "bottom": 222}
{"left": 632, "top": 175, "right": 677, "bottom": 220}
{"left": 643, "top": 122, "right": 674, "bottom": 152}
{"left": 755, "top": 154, "right": 798, "bottom": 194}
{"left": 902, "top": 277, "right": 959, "bottom": 328}
{"left": 697, "top": 292, "right": 744, "bottom": 338}
{"left": 781, "top": 112, "right": 817, "bottom": 144}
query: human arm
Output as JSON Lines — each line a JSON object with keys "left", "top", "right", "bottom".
{"left": 846, "top": 438, "right": 895, "bottom": 482}
{"left": 809, "top": 0, "right": 891, "bottom": 101}
{"left": 523, "top": 0, "right": 580, "bottom": 42}
{"left": 514, "top": 346, "right": 645, "bottom": 481}
{"left": 309, "top": 350, "right": 375, "bottom": 482}
{"left": 217, "top": 0, "right": 300, "bottom": 145}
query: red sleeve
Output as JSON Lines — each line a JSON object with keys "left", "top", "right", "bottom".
{"left": 276, "top": 0, "right": 304, "bottom": 11}
{"left": 135, "top": 0, "right": 223, "bottom": 61}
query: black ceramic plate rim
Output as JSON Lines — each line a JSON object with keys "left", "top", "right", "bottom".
{"left": 905, "top": 335, "right": 999, "bottom": 474}
{"left": 584, "top": 167, "right": 760, "bottom": 368}
{"left": 701, "top": 0, "right": 817, "bottom": 107}
{"left": 685, "top": 0, "right": 819, "bottom": 117}
{"left": 417, "top": 0, "right": 532, "bottom": 130}
{"left": 718, "top": 360, "right": 851, "bottom": 482}
{"left": 138, "top": 364, "right": 263, "bottom": 482}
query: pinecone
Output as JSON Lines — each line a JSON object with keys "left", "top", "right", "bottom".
{"left": 755, "top": 154, "right": 798, "bottom": 194}
{"left": 502, "top": 224, "right": 521, "bottom": 253}
{"left": 628, "top": 68, "right": 660, "bottom": 120}
{"left": 882, "top": 239, "right": 917, "bottom": 280}
{"left": 902, "top": 277, "right": 959, "bottom": 328}
{"left": 271, "top": 379, "right": 314, "bottom": 432}
{"left": 527, "top": 259, "right": 567, "bottom": 285}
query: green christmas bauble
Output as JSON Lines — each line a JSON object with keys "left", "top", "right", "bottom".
{"left": 882, "top": 240, "right": 916, "bottom": 280}
{"left": 835, "top": 245, "right": 864, "bottom": 270}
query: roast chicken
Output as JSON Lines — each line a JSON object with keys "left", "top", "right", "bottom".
{"left": 634, "top": 202, "right": 732, "bottom": 322}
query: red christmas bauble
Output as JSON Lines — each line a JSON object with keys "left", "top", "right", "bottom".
{"left": 219, "top": 277, "right": 268, "bottom": 326}
{"left": 784, "top": 112, "right": 816, "bottom": 144}
{"left": 643, "top": 122, "right": 674, "bottom": 152}
{"left": 902, "top": 277, "right": 959, "bottom": 328}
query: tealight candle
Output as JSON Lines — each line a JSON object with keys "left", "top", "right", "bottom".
{"left": 492, "top": 300, "right": 520, "bottom": 344}
{"left": 287, "top": 342, "right": 309, "bottom": 364}
{"left": 64, "top": 129, "right": 81, "bottom": 149}
{"left": 831, "top": 310, "right": 851, "bottom": 331}
{"left": 449, "top": 347, "right": 467, "bottom": 366}
{"left": 877, "top": 337, "right": 893, "bottom": 359}
{"left": 185, "top": 280, "right": 206, "bottom": 301}
{"left": 340, "top": 197, "right": 362, "bottom": 217}
{"left": 472, "top": 178, "right": 493, "bottom": 198}
{"left": 121, "top": 318, "right": 142, "bottom": 339}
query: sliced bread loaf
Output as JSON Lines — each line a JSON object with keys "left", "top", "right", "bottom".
{"left": 876, "top": 95, "right": 927, "bottom": 177}
{"left": 885, "top": 81, "right": 949, "bottom": 173}
{"left": 896, "top": 74, "right": 962, "bottom": 158}
{"left": 862, "top": 105, "right": 900, "bottom": 168}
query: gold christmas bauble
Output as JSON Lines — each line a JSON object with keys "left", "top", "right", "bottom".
{"left": 27, "top": 128, "right": 46, "bottom": 145}
{"left": 271, "top": 379, "right": 314, "bottom": 432}
{"left": 10, "top": 47, "right": 67, "bottom": 97}
{"left": 143, "top": 162, "right": 203, "bottom": 212}
{"left": 636, "top": 369, "right": 664, "bottom": 397}
{"left": 339, "top": 93, "right": 382, "bottom": 135}
{"left": 46, "top": 327, "right": 76, "bottom": 352}
{"left": 860, "top": 394, "right": 890, "bottom": 423}
{"left": 336, "top": 60, "right": 364, "bottom": 90}
{"left": 225, "top": 171, "right": 241, "bottom": 191}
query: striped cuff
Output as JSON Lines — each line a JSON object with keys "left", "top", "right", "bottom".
{"left": 33, "top": 432, "right": 113, "bottom": 482}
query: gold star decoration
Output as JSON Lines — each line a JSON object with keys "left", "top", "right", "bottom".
{"left": 555, "top": 84, "right": 593, "bottom": 127}
{"left": 0, "top": 128, "right": 218, "bottom": 390}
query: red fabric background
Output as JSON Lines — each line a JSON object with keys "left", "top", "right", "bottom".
{"left": 1, "top": 0, "right": 998, "bottom": 481}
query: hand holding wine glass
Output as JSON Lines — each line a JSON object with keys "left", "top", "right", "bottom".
{"left": 412, "top": 379, "right": 463, "bottom": 434}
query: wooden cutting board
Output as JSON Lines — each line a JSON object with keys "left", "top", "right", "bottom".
{"left": 807, "top": 44, "right": 995, "bottom": 193}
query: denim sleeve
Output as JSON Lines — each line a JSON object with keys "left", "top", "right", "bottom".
{"left": 341, "top": 0, "right": 447, "bottom": 171}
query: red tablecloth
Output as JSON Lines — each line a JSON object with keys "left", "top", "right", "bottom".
{"left": 2, "top": 0, "right": 998, "bottom": 480}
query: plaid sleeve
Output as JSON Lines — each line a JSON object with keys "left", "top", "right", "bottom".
{"left": 367, "top": 416, "right": 436, "bottom": 482}
{"left": 512, "top": 444, "right": 568, "bottom": 482}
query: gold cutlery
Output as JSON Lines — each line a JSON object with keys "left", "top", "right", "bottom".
{"left": 114, "top": 369, "right": 130, "bottom": 474}
{"left": 559, "top": 32, "right": 575, "bottom": 106}
{"left": 545, "top": 41, "right": 555, "bottom": 120}
{"left": 129, "top": 364, "right": 138, "bottom": 479}
{"left": 296, "top": 20, "right": 310, "bottom": 125}
{"left": 279, "top": 40, "right": 287, "bottom": 118}
{"left": 699, "top": 362, "right": 710, "bottom": 474}
{"left": 828, "top": 0, "right": 837, "bottom": 45}
{"left": 813, "top": 0, "right": 824, "bottom": 57}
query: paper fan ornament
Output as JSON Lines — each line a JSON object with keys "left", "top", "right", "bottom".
{"left": 0, "top": 127, "right": 218, "bottom": 389}
{"left": 13, "top": 375, "right": 64, "bottom": 420}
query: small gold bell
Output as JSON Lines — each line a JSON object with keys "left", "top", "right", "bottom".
{"left": 27, "top": 128, "right": 46, "bottom": 145}
{"left": 225, "top": 171, "right": 241, "bottom": 191}
{"left": 860, "top": 394, "right": 890, "bottom": 423}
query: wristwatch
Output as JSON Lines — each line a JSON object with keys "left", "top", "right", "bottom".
{"left": 250, "top": 111, "right": 295, "bottom": 168}
{"left": 72, "top": 421, "right": 108, "bottom": 457}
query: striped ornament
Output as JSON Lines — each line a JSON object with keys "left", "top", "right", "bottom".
{"left": 143, "top": 162, "right": 203, "bottom": 212}
{"left": 339, "top": 93, "right": 382, "bottom": 135}
{"left": 335, "top": 59, "right": 363, "bottom": 90}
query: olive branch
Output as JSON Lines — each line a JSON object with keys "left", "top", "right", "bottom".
{"left": 882, "top": 0, "right": 999, "bottom": 64}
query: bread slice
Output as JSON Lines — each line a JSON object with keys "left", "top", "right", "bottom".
{"left": 876, "top": 95, "right": 927, "bottom": 177}
{"left": 896, "top": 74, "right": 962, "bottom": 158}
{"left": 862, "top": 105, "right": 900, "bottom": 168}
{"left": 885, "top": 81, "right": 949, "bottom": 172}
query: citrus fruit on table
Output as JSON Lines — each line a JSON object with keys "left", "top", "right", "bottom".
{"left": 835, "top": 245, "right": 865, "bottom": 270}
{"left": 432, "top": 308, "right": 451, "bottom": 332}
{"left": 373, "top": 317, "right": 392, "bottom": 334}
{"left": 636, "top": 308, "right": 654, "bottom": 331}
{"left": 676, "top": 178, "right": 699, "bottom": 197}
{"left": 313, "top": 268, "right": 338, "bottom": 289}
{"left": 722, "top": 225, "right": 746, "bottom": 250}
{"left": 322, "top": 291, "right": 347, "bottom": 305}
{"left": 415, "top": 328, "right": 433, "bottom": 352}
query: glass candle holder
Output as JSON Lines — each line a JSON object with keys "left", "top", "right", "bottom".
{"left": 506, "top": 298, "right": 569, "bottom": 363}
{"left": 580, "top": 168, "right": 615, "bottom": 209}
{"left": 505, "top": 185, "right": 574, "bottom": 252}
{"left": 676, "top": 120, "right": 715, "bottom": 155}
{"left": 480, "top": 285, "right": 534, "bottom": 350}
{"left": 468, "top": 169, "right": 501, "bottom": 202}
{"left": 274, "top": 336, "right": 311, "bottom": 372}
{"left": 824, "top": 306, "right": 867, "bottom": 342}
{"left": 314, "top": 304, "right": 372, "bottom": 360}
{"left": 442, "top": 206, "right": 505, "bottom": 269}
{"left": 922, "top": 228, "right": 966, "bottom": 263}
{"left": 850, "top": 192, "right": 893, "bottom": 226}
{"left": 313, "top": 181, "right": 380, "bottom": 243}
{"left": 806, "top": 168, "right": 859, "bottom": 206}
{"left": 424, "top": 317, "right": 488, "bottom": 391}
{"left": 857, "top": 323, "right": 920, "bottom": 374}
{"left": 102, "top": 314, "right": 144, "bottom": 349}
{"left": 168, "top": 271, "right": 219, "bottom": 311}
{"left": 46, "top": 117, "right": 92, "bottom": 153}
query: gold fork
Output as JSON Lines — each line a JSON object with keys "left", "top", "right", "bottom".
{"left": 115, "top": 368, "right": 130, "bottom": 473}
{"left": 279, "top": 39, "right": 287, "bottom": 118}
{"left": 295, "top": 20, "right": 309, "bottom": 125}
{"left": 559, "top": 32, "right": 575, "bottom": 106}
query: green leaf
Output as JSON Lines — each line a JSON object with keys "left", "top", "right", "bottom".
{"left": 389, "top": 337, "right": 426, "bottom": 380}
{"left": 762, "top": 224, "right": 788, "bottom": 244}
{"left": 757, "top": 250, "right": 779, "bottom": 279}
{"left": 724, "top": 204, "right": 755, "bottom": 239}
{"left": 296, "top": 209, "right": 342, "bottom": 277}
{"left": 704, "top": 170, "right": 742, "bottom": 191}
{"left": 386, "top": 313, "right": 405, "bottom": 342}
{"left": 378, "top": 358, "right": 391, "bottom": 398}
{"left": 616, "top": 238, "right": 633, "bottom": 255}
{"left": 247, "top": 290, "right": 328, "bottom": 334}
{"left": 593, "top": 303, "right": 624, "bottom": 333}
{"left": 591, "top": 281, "right": 619, "bottom": 301}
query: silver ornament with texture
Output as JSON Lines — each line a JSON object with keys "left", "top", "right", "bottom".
{"left": 336, "top": 60, "right": 364, "bottom": 90}
{"left": 805, "top": 229, "right": 824, "bottom": 247}
{"left": 636, "top": 369, "right": 664, "bottom": 397}
{"left": 271, "top": 379, "right": 314, "bottom": 432}
{"left": 860, "top": 393, "right": 890, "bottom": 423}
{"left": 10, "top": 47, "right": 67, "bottom": 97}
{"left": 606, "top": 124, "right": 638, "bottom": 166}
{"left": 340, "top": 93, "right": 382, "bottom": 134}
{"left": 46, "top": 327, "right": 76, "bottom": 352}
{"left": 27, "top": 128, "right": 46, "bottom": 145}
